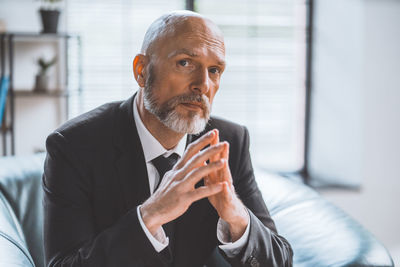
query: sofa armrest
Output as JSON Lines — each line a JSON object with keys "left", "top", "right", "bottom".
{"left": 255, "top": 169, "right": 394, "bottom": 267}
{"left": 0, "top": 153, "right": 46, "bottom": 267}
{"left": 0, "top": 191, "right": 35, "bottom": 267}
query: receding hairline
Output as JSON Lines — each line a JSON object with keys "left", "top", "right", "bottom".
{"left": 140, "top": 11, "right": 224, "bottom": 56}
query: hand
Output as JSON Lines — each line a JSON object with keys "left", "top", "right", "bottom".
{"left": 205, "top": 129, "right": 249, "bottom": 241}
{"left": 140, "top": 130, "right": 226, "bottom": 236}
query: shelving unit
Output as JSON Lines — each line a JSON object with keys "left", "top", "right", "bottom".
{"left": 0, "top": 32, "right": 82, "bottom": 156}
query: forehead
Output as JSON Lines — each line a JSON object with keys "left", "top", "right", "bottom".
{"left": 156, "top": 17, "right": 225, "bottom": 63}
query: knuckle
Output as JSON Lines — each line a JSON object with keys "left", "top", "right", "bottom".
{"left": 173, "top": 169, "right": 184, "bottom": 180}
{"left": 187, "top": 143, "right": 195, "bottom": 150}
{"left": 165, "top": 170, "right": 173, "bottom": 178}
{"left": 187, "top": 168, "right": 197, "bottom": 179}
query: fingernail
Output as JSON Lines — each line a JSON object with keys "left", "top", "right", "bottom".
{"left": 208, "top": 131, "right": 214, "bottom": 137}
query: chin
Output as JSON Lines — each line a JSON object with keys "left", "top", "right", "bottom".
{"left": 163, "top": 112, "right": 208, "bottom": 134}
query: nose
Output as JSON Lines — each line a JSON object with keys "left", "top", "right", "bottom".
{"left": 190, "top": 67, "right": 210, "bottom": 95}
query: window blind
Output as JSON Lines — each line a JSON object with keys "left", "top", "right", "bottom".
{"left": 66, "top": 0, "right": 306, "bottom": 172}
{"left": 196, "top": 0, "right": 306, "bottom": 171}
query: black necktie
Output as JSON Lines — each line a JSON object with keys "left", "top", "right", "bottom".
{"left": 152, "top": 153, "right": 179, "bottom": 191}
{"left": 151, "top": 153, "right": 179, "bottom": 259}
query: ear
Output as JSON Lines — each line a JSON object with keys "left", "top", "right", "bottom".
{"left": 133, "top": 54, "right": 148, "bottom": 87}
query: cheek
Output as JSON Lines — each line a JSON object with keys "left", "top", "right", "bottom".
{"left": 207, "top": 91, "right": 217, "bottom": 107}
{"left": 209, "top": 83, "right": 220, "bottom": 100}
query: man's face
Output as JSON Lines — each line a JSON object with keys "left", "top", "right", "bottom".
{"left": 143, "top": 18, "right": 226, "bottom": 134}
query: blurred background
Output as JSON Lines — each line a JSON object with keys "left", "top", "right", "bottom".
{"left": 0, "top": 0, "right": 399, "bottom": 264}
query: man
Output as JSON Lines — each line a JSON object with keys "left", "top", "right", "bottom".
{"left": 43, "top": 10, "right": 293, "bottom": 267}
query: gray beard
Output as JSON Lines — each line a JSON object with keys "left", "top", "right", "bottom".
{"left": 142, "top": 87, "right": 211, "bottom": 134}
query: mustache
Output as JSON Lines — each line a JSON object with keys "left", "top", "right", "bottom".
{"left": 168, "top": 93, "right": 210, "bottom": 109}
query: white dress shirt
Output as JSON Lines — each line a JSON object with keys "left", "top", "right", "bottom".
{"left": 133, "top": 94, "right": 250, "bottom": 256}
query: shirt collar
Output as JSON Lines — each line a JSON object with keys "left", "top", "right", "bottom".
{"left": 133, "top": 93, "right": 187, "bottom": 163}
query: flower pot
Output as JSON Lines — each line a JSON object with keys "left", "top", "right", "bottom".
{"left": 39, "top": 9, "right": 60, "bottom": 33}
{"left": 34, "top": 74, "right": 49, "bottom": 92}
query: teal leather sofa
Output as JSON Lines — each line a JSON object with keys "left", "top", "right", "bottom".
{"left": 0, "top": 153, "right": 394, "bottom": 267}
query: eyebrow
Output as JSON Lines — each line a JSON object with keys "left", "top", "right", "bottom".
{"left": 168, "top": 48, "right": 226, "bottom": 67}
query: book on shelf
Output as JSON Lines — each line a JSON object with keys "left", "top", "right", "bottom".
{"left": 0, "top": 75, "right": 10, "bottom": 128}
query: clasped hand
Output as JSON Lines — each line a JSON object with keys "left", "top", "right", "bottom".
{"left": 140, "top": 129, "right": 249, "bottom": 241}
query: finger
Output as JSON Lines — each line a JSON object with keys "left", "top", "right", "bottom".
{"left": 207, "top": 133, "right": 221, "bottom": 182}
{"left": 203, "top": 162, "right": 213, "bottom": 186}
{"left": 190, "top": 182, "right": 224, "bottom": 202}
{"left": 221, "top": 142, "right": 233, "bottom": 185}
{"left": 222, "top": 181, "right": 232, "bottom": 202}
{"left": 221, "top": 141, "right": 229, "bottom": 161}
{"left": 210, "top": 129, "right": 220, "bottom": 163}
{"left": 211, "top": 141, "right": 228, "bottom": 184}
{"left": 180, "top": 143, "right": 225, "bottom": 176}
{"left": 183, "top": 159, "right": 225, "bottom": 186}
{"left": 225, "top": 182, "right": 231, "bottom": 199}
{"left": 204, "top": 176, "right": 210, "bottom": 186}
{"left": 176, "top": 129, "right": 216, "bottom": 169}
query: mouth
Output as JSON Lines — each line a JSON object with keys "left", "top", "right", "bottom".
{"left": 179, "top": 102, "right": 204, "bottom": 111}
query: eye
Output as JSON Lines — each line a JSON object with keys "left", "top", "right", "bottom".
{"left": 209, "top": 67, "right": 220, "bottom": 74}
{"left": 178, "top": 59, "right": 189, "bottom": 67}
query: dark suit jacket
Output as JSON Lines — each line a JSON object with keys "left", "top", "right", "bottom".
{"left": 43, "top": 94, "right": 293, "bottom": 267}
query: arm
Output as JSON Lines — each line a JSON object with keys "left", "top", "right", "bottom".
{"left": 43, "top": 132, "right": 172, "bottom": 266}
{"left": 208, "top": 127, "right": 293, "bottom": 267}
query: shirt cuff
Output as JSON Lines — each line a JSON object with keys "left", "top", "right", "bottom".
{"left": 217, "top": 211, "right": 250, "bottom": 257}
{"left": 137, "top": 205, "right": 169, "bottom": 252}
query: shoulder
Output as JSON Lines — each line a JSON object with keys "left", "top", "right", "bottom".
{"left": 46, "top": 100, "right": 123, "bottom": 149}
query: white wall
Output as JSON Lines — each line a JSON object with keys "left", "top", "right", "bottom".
{"left": 312, "top": 0, "right": 400, "bottom": 264}
{"left": 0, "top": 0, "right": 66, "bottom": 33}
{"left": 0, "top": 0, "right": 68, "bottom": 155}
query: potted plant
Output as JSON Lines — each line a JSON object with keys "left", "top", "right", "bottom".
{"left": 34, "top": 56, "right": 57, "bottom": 92}
{"left": 38, "top": 0, "right": 63, "bottom": 33}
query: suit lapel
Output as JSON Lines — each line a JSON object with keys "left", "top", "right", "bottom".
{"left": 114, "top": 94, "right": 151, "bottom": 211}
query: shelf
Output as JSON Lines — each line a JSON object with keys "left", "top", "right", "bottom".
{"left": 0, "top": 32, "right": 80, "bottom": 44}
{"left": 14, "top": 89, "right": 69, "bottom": 97}
{"left": 0, "top": 32, "right": 78, "bottom": 39}
{"left": 0, "top": 124, "right": 12, "bottom": 133}
{"left": 0, "top": 31, "right": 82, "bottom": 155}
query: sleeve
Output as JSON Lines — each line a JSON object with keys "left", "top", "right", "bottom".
{"left": 219, "top": 126, "right": 293, "bottom": 267}
{"left": 217, "top": 216, "right": 250, "bottom": 257}
{"left": 43, "top": 131, "right": 172, "bottom": 267}
{"left": 137, "top": 205, "right": 169, "bottom": 252}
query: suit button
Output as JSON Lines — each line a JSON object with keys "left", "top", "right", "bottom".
{"left": 250, "top": 257, "right": 259, "bottom": 267}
